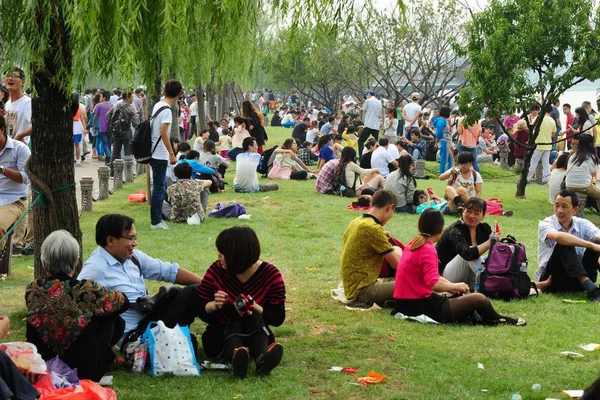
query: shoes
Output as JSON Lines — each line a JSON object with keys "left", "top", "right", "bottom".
{"left": 75, "top": 160, "right": 82, "bottom": 167}
{"left": 22, "top": 242, "right": 34, "bottom": 256}
{"left": 587, "top": 288, "right": 600, "bottom": 302}
{"left": 11, "top": 245, "right": 22, "bottom": 257}
{"left": 457, "top": 204, "right": 465, "bottom": 214}
{"left": 497, "top": 317, "right": 527, "bottom": 326}
{"left": 503, "top": 210, "right": 514, "bottom": 217}
{"left": 151, "top": 221, "right": 169, "bottom": 230}
{"left": 231, "top": 347, "right": 250, "bottom": 379}
{"left": 98, "top": 156, "right": 105, "bottom": 161}
{"left": 255, "top": 343, "right": 283, "bottom": 376}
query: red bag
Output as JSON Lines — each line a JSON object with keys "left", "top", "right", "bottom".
{"left": 36, "top": 377, "right": 116, "bottom": 400}
{"left": 379, "top": 237, "right": 404, "bottom": 278}
{"left": 485, "top": 198, "right": 503, "bottom": 216}
{"left": 128, "top": 190, "right": 147, "bottom": 203}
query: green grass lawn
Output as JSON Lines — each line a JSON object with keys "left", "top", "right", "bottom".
{"left": 3, "top": 126, "right": 600, "bottom": 399}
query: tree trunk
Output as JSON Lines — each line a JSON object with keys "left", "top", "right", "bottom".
{"left": 148, "top": 56, "right": 162, "bottom": 117}
{"left": 206, "top": 84, "right": 215, "bottom": 122}
{"left": 30, "top": 6, "right": 82, "bottom": 278}
{"left": 197, "top": 86, "right": 206, "bottom": 130}
{"left": 515, "top": 118, "right": 543, "bottom": 198}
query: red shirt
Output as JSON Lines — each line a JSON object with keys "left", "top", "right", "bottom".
{"left": 393, "top": 241, "right": 440, "bottom": 300}
{"left": 565, "top": 114, "right": 575, "bottom": 142}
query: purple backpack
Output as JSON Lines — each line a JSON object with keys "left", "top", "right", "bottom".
{"left": 480, "top": 236, "right": 537, "bottom": 300}
{"left": 208, "top": 202, "right": 247, "bottom": 218}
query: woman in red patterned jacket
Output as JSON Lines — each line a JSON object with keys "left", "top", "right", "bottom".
{"left": 197, "top": 226, "right": 286, "bottom": 379}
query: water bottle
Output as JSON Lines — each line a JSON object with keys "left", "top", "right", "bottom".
{"left": 519, "top": 262, "right": 527, "bottom": 273}
{"left": 132, "top": 342, "right": 148, "bottom": 373}
{"left": 474, "top": 265, "right": 484, "bottom": 292}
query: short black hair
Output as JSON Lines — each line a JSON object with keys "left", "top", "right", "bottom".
{"left": 242, "top": 136, "right": 256, "bottom": 151}
{"left": 465, "top": 197, "right": 487, "bottom": 215}
{"left": 174, "top": 162, "right": 193, "bottom": 179}
{"left": 563, "top": 103, "right": 571, "bottom": 109}
{"left": 328, "top": 116, "right": 335, "bottom": 123}
{"left": 457, "top": 151, "right": 475, "bottom": 164}
{"left": 215, "top": 226, "right": 261, "bottom": 277}
{"left": 555, "top": 152, "right": 570, "bottom": 169}
{"left": 234, "top": 116, "right": 244, "bottom": 125}
{"left": 179, "top": 142, "right": 191, "bottom": 153}
{"left": 378, "top": 137, "right": 389, "bottom": 147}
{"left": 371, "top": 189, "right": 399, "bottom": 209}
{"left": 543, "top": 103, "right": 553, "bottom": 114}
{"left": 96, "top": 214, "right": 135, "bottom": 247}
{"left": 11, "top": 67, "right": 25, "bottom": 80}
{"left": 186, "top": 150, "right": 200, "bottom": 160}
{"left": 365, "top": 138, "right": 378, "bottom": 149}
{"left": 410, "top": 127, "right": 420, "bottom": 137}
{"left": 556, "top": 189, "right": 579, "bottom": 207}
{"left": 164, "top": 79, "right": 182, "bottom": 98}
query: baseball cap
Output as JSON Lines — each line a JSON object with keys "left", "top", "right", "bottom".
{"left": 366, "top": 90, "right": 376, "bottom": 96}
{"left": 411, "top": 92, "right": 420, "bottom": 100}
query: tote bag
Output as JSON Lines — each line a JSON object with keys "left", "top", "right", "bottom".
{"left": 141, "top": 321, "right": 200, "bottom": 376}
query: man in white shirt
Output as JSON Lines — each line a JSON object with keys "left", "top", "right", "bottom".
{"left": 358, "top": 90, "right": 382, "bottom": 155}
{"left": 370, "top": 137, "right": 398, "bottom": 178}
{"left": 189, "top": 93, "right": 198, "bottom": 138}
{"left": 109, "top": 89, "right": 119, "bottom": 105}
{"left": 149, "top": 80, "right": 181, "bottom": 230}
{"left": 233, "top": 137, "right": 279, "bottom": 193}
{"left": 402, "top": 93, "right": 422, "bottom": 139}
{"left": 535, "top": 190, "right": 600, "bottom": 301}
{"left": 133, "top": 88, "right": 143, "bottom": 122}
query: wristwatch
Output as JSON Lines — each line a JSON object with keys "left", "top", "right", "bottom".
{"left": 0, "top": 166, "right": 4, "bottom": 175}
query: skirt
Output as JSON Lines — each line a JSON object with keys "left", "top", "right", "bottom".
{"left": 393, "top": 293, "right": 450, "bottom": 323}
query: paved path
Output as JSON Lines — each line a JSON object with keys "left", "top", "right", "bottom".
{"left": 73, "top": 153, "right": 116, "bottom": 208}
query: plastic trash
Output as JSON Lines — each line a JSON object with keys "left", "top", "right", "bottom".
{"left": 511, "top": 394, "right": 522, "bottom": 400}
{"left": 532, "top": 383, "right": 541, "bottom": 391}
{"left": 187, "top": 213, "right": 201, "bottom": 225}
{"left": 561, "top": 389, "right": 584, "bottom": 398}
{"left": 98, "top": 376, "right": 113, "bottom": 387}
{"left": 580, "top": 343, "right": 600, "bottom": 351}
{"left": 353, "top": 371, "right": 388, "bottom": 387}
{"left": 328, "top": 366, "right": 343, "bottom": 372}
{"left": 477, "top": 363, "right": 485, "bottom": 370}
{"left": 238, "top": 214, "right": 251, "bottom": 220}
{"left": 560, "top": 351, "right": 584, "bottom": 358}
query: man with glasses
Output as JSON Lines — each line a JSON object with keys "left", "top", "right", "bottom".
{"left": 78, "top": 214, "right": 204, "bottom": 345}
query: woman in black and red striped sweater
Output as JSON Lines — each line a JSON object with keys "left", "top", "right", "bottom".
{"left": 197, "top": 226, "right": 286, "bottom": 379}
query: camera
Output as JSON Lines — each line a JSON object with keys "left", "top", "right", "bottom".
{"left": 234, "top": 294, "right": 254, "bottom": 316}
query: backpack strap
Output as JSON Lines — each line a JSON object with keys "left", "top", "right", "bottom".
{"left": 148, "top": 105, "right": 172, "bottom": 156}
{"left": 131, "top": 255, "right": 142, "bottom": 277}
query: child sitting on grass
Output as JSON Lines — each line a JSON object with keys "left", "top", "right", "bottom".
{"left": 218, "top": 128, "right": 232, "bottom": 159}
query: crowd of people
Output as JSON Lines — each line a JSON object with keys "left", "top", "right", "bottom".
{"left": 4, "top": 81, "right": 600, "bottom": 396}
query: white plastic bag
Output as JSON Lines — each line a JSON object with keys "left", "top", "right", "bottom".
{"left": 0, "top": 342, "right": 48, "bottom": 374}
{"left": 141, "top": 321, "right": 199, "bottom": 376}
{"left": 187, "top": 213, "right": 201, "bottom": 225}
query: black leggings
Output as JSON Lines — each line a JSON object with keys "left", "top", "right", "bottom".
{"left": 202, "top": 313, "right": 270, "bottom": 362}
{"left": 447, "top": 293, "right": 516, "bottom": 324}
{"left": 291, "top": 170, "right": 308, "bottom": 180}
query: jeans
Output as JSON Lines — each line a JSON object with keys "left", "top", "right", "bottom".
{"left": 97, "top": 132, "right": 112, "bottom": 164}
{"left": 411, "top": 148, "right": 424, "bottom": 160}
{"left": 228, "top": 147, "right": 243, "bottom": 161}
{"left": 438, "top": 140, "right": 453, "bottom": 174}
{"left": 457, "top": 143, "right": 479, "bottom": 172}
{"left": 281, "top": 121, "right": 295, "bottom": 128}
{"left": 149, "top": 158, "right": 168, "bottom": 225}
{"left": 111, "top": 133, "right": 132, "bottom": 172}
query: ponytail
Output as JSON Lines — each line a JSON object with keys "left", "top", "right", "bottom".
{"left": 409, "top": 232, "right": 431, "bottom": 251}
{"left": 410, "top": 209, "right": 444, "bottom": 251}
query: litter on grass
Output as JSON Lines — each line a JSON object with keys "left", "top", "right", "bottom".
{"left": 328, "top": 366, "right": 343, "bottom": 372}
{"left": 238, "top": 214, "right": 251, "bottom": 220}
{"left": 353, "top": 371, "right": 388, "bottom": 387}
{"left": 393, "top": 312, "right": 440, "bottom": 324}
{"left": 98, "top": 376, "right": 113, "bottom": 387}
{"left": 343, "top": 368, "right": 358, "bottom": 375}
{"left": 200, "top": 361, "right": 231, "bottom": 370}
{"left": 579, "top": 343, "right": 600, "bottom": 351}
{"left": 562, "top": 299, "right": 586, "bottom": 304}
{"left": 477, "top": 363, "right": 485, "bottom": 370}
{"left": 560, "top": 351, "right": 584, "bottom": 358}
{"left": 346, "top": 304, "right": 382, "bottom": 312}
{"left": 561, "top": 389, "right": 584, "bottom": 398}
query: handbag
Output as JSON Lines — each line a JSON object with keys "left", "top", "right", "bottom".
{"left": 141, "top": 321, "right": 200, "bottom": 376}
{"left": 485, "top": 198, "right": 503, "bottom": 216}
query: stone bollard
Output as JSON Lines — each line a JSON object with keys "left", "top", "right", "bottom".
{"left": 98, "top": 166, "right": 110, "bottom": 200}
{"left": 535, "top": 161, "right": 543, "bottom": 184}
{"left": 80, "top": 176, "right": 94, "bottom": 212}
{"left": 124, "top": 155, "right": 135, "bottom": 183}
{"left": 499, "top": 150, "right": 509, "bottom": 170}
{"left": 113, "top": 159, "right": 124, "bottom": 189}
{"left": 136, "top": 161, "right": 145, "bottom": 176}
{"left": 575, "top": 192, "right": 587, "bottom": 218}
{"left": 415, "top": 159, "right": 425, "bottom": 178}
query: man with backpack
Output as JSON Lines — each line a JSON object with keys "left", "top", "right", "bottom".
{"left": 535, "top": 190, "right": 600, "bottom": 301}
{"left": 106, "top": 90, "right": 139, "bottom": 174}
{"left": 233, "top": 137, "right": 279, "bottom": 193}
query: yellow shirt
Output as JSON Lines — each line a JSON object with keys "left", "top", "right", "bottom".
{"left": 342, "top": 129, "right": 358, "bottom": 152}
{"left": 340, "top": 215, "right": 393, "bottom": 300}
{"left": 536, "top": 116, "right": 556, "bottom": 151}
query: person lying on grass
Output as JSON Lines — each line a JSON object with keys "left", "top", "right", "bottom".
{"left": 392, "top": 209, "right": 526, "bottom": 326}
{"left": 197, "top": 226, "right": 286, "bottom": 379}
{"left": 413, "top": 189, "right": 448, "bottom": 215}
{"left": 535, "top": 190, "right": 600, "bottom": 301}
{"left": 340, "top": 189, "right": 403, "bottom": 306}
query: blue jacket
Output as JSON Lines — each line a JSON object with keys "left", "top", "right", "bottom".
{"left": 178, "top": 159, "right": 215, "bottom": 178}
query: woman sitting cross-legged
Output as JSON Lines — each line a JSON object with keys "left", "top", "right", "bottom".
{"left": 25, "top": 230, "right": 129, "bottom": 381}
{"left": 384, "top": 154, "right": 417, "bottom": 213}
{"left": 336, "top": 146, "right": 384, "bottom": 196}
{"left": 392, "top": 209, "right": 526, "bottom": 326}
{"left": 196, "top": 227, "right": 286, "bottom": 379}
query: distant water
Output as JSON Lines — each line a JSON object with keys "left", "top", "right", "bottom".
{"left": 558, "top": 88, "right": 598, "bottom": 126}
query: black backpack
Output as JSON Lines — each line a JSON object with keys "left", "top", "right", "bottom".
{"left": 131, "top": 105, "right": 171, "bottom": 164}
{"left": 108, "top": 104, "right": 130, "bottom": 139}
{"left": 330, "top": 168, "right": 357, "bottom": 197}
{"left": 257, "top": 145, "right": 278, "bottom": 177}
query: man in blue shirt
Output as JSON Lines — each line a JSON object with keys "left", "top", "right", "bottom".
{"left": 320, "top": 116, "right": 334, "bottom": 135}
{"left": 179, "top": 150, "right": 216, "bottom": 179}
{"left": 78, "top": 214, "right": 204, "bottom": 344}
{"left": 0, "top": 115, "right": 30, "bottom": 259}
{"left": 432, "top": 106, "right": 452, "bottom": 174}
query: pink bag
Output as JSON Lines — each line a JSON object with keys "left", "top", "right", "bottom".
{"left": 485, "top": 198, "right": 503, "bottom": 216}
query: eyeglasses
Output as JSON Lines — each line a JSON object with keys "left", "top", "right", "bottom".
{"left": 118, "top": 235, "right": 138, "bottom": 243}
{"left": 4, "top": 73, "right": 22, "bottom": 80}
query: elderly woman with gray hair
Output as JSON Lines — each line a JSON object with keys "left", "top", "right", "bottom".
{"left": 25, "top": 230, "right": 129, "bottom": 382}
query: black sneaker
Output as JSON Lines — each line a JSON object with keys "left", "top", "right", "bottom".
{"left": 587, "top": 288, "right": 600, "bottom": 302}
{"left": 11, "top": 245, "right": 22, "bottom": 257}
{"left": 231, "top": 347, "right": 249, "bottom": 379}
{"left": 22, "top": 242, "right": 34, "bottom": 256}
{"left": 255, "top": 343, "right": 283, "bottom": 377}
{"left": 503, "top": 210, "right": 514, "bottom": 217}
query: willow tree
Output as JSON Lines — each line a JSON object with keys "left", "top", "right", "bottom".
{"left": 0, "top": 0, "right": 401, "bottom": 277}
{"left": 457, "top": 0, "right": 600, "bottom": 198}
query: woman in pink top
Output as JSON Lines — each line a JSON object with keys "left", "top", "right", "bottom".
{"left": 457, "top": 118, "right": 481, "bottom": 173}
{"left": 392, "top": 209, "right": 526, "bottom": 326}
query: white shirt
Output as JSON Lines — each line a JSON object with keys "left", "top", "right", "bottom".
{"left": 403, "top": 102, "right": 422, "bottom": 128}
{"left": 535, "top": 215, "right": 600, "bottom": 281}
{"left": 109, "top": 94, "right": 119, "bottom": 105}
{"left": 565, "top": 156, "right": 598, "bottom": 188}
{"left": 151, "top": 101, "right": 173, "bottom": 161}
{"left": 363, "top": 96, "right": 382, "bottom": 130}
{"left": 387, "top": 143, "right": 400, "bottom": 159}
{"left": 190, "top": 101, "right": 198, "bottom": 117}
{"left": 306, "top": 128, "right": 319, "bottom": 144}
{"left": 548, "top": 168, "right": 566, "bottom": 204}
{"left": 371, "top": 146, "right": 396, "bottom": 177}
{"left": 281, "top": 113, "right": 294, "bottom": 124}
{"left": 234, "top": 152, "right": 261, "bottom": 192}
{"left": 383, "top": 118, "right": 398, "bottom": 138}
{"left": 5, "top": 95, "right": 32, "bottom": 145}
